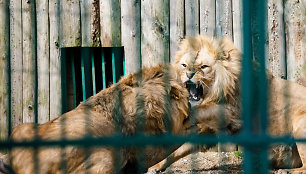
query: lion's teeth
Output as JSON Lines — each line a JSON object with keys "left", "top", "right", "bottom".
{"left": 196, "top": 84, "right": 198, "bottom": 88}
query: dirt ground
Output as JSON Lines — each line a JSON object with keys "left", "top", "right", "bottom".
{"left": 157, "top": 152, "right": 304, "bottom": 174}
{"left": 1, "top": 152, "right": 304, "bottom": 174}
{"left": 158, "top": 151, "right": 242, "bottom": 174}
{"left": 0, "top": 153, "right": 7, "bottom": 163}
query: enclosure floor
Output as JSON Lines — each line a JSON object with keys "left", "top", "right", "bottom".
{"left": 0, "top": 152, "right": 302, "bottom": 173}
{"left": 160, "top": 152, "right": 303, "bottom": 174}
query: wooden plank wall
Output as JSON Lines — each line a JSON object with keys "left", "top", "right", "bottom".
{"left": 267, "top": 0, "right": 286, "bottom": 78}
{"left": 0, "top": 0, "right": 305, "bottom": 138}
{"left": 141, "top": 0, "right": 170, "bottom": 67}
{"left": 122, "top": 0, "right": 141, "bottom": 73}
{"left": 22, "top": 0, "right": 36, "bottom": 124}
{"left": 37, "top": 0, "right": 50, "bottom": 124}
{"left": 49, "top": 0, "right": 62, "bottom": 120}
{"left": 284, "top": 0, "right": 305, "bottom": 83}
{"left": 169, "top": 0, "right": 184, "bottom": 63}
{"left": 9, "top": 0, "right": 23, "bottom": 129}
{"left": 0, "top": 0, "right": 10, "bottom": 140}
{"left": 200, "top": 0, "right": 216, "bottom": 37}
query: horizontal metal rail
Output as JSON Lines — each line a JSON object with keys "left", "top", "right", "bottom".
{"left": 1, "top": 135, "right": 305, "bottom": 148}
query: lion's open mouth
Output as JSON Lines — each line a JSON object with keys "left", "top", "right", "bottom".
{"left": 186, "top": 82, "right": 203, "bottom": 101}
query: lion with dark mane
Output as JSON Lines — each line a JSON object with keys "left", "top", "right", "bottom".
{"left": 1, "top": 65, "right": 190, "bottom": 174}
{"left": 148, "top": 35, "right": 306, "bottom": 172}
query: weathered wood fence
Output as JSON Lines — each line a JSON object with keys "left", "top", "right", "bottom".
{"left": 0, "top": 0, "right": 305, "bottom": 139}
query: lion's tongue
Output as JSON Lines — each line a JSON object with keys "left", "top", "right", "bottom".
{"left": 188, "top": 84, "right": 200, "bottom": 101}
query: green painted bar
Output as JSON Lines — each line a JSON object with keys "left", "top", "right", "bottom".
{"left": 91, "top": 52, "right": 96, "bottom": 95}
{"left": 243, "top": 149, "right": 254, "bottom": 173}
{"left": 32, "top": 1, "right": 39, "bottom": 173}
{"left": 241, "top": 0, "right": 253, "bottom": 135}
{"left": 60, "top": 48, "right": 68, "bottom": 114}
{"left": 81, "top": 51, "right": 86, "bottom": 101}
{"left": 71, "top": 54, "right": 76, "bottom": 108}
{"left": 242, "top": 0, "right": 254, "bottom": 173}
{"left": 7, "top": 0, "right": 12, "bottom": 137}
{"left": 123, "top": 51, "right": 125, "bottom": 76}
{"left": 259, "top": 148, "right": 269, "bottom": 174}
{"left": 112, "top": 50, "right": 116, "bottom": 84}
{"left": 1, "top": 134, "right": 305, "bottom": 148}
{"left": 256, "top": 0, "right": 269, "bottom": 172}
{"left": 101, "top": 49, "right": 106, "bottom": 89}
{"left": 256, "top": 0, "right": 268, "bottom": 134}
{"left": 81, "top": 48, "right": 93, "bottom": 101}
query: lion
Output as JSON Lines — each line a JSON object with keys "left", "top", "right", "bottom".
{"left": 2, "top": 64, "right": 190, "bottom": 174}
{"left": 147, "top": 35, "right": 306, "bottom": 173}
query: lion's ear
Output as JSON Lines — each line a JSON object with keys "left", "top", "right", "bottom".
{"left": 219, "top": 37, "right": 241, "bottom": 61}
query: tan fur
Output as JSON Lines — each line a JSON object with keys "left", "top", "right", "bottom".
{"left": 148, "top": 35, "right": 306, "bottom": 172}
{"left": 9, "top": 64, "right": 190, "bottom": 174}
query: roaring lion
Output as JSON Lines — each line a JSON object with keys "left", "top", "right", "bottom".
{"left": 147, "top": 35, "right": 306, "bottom": 172}
{"left": 2, "top": 64, "right": 190, "bottom": 174}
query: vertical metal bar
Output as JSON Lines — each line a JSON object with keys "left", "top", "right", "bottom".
{"left": 101, "top": 48, "right": 106, "bottom": 89}
{"left": 259, "top": 148, "right": 269, "bottom": 174}
{"left": 137, "top": 1, "right": 144, "bottom": 171}
{"left": 256, "top": 0, "right": 269, "bottom": 172}
{"left": 257, "top": 0, "right": 268, "bottom": 135}
{"left": 5, "top": 0, "right": 12, "bottom": 167}
{"left": 91, "top": 51, "right": 96, "bottom": 95}
{"left": 81, "top": 48, "right": 93, "bottom": 174}
{"left": 32, "top": 0, "right": 39, "bottom": 172}
{"left": 123, "top": 50, "right": 125, "bottom": 76}
{"left": 60, "top": 48, "right": 68, "bottom": 114}
{"left": 6, "top": 0, "right": 12, "bottom": 138}
{"left": 81, "top": 50, "right": 86, "bottom": 101}
{"left": 71, "top": 54, "right": 76, "bottom": 108}
{"left": 162, "top": 65, "right": 171, "bottom": 132}
{"left": 242, "top": 0, "right": 254, "bottom": 173}
{"left": 112, "top": 49, "right": 116, "bottom": 84}
{"left": 243, "top": 149, "right": 254, "bottom": 173}
{"left": 58, "top": 2, "right": 67, "bottom": 173}
{"left": 241, "top": 0, "right": 253, "bottom": 135}
{"left": 81, "top": 48, "right": 93, "bottom": 101}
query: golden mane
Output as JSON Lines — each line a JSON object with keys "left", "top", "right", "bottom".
{"left": 174, "top": 35, "right": 241, "bottom": 105}
{"left": 149, "top": 35, "right": 306, "bottom": 172}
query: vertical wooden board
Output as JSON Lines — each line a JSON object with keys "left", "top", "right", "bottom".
{"left": 49, "top": 0, "right": 62, "bottom": 119}
{"left": 0, "top": 0, "right": 10, "bottom": 139}
{"left": 141, "top": 0, "right": 170, "bottom": 67}
{"left": 121, "top": 0, "right": 141, "bottom": 74}
{"left": 100, "top": 0, "right": 121, "bottom": 47}
{"left": 199, "top": 0, "right": 215, "bottom": 37}
{"left": 37, "top": 0, "right": 50, "bottom": 123}
{"left": 232, "top": 0, "right": 242, "bottom": 51}
{"left": 185, "top": 0, "right": 199, "bottom": 36}
{"left": 267, "top": 0, "right": 286, "bottom": 78}
{"left": 10, "top": 0, "right": 23, "bottom": 128}
{"left": 60, "top": 0, "right": 81, "bottom": 47}
{"left": 22, "top": 0, "right": 36, "bottom": 124}
{"left": 284, "top": 0, "right": 305, "bottom": 83}
{"left": 216, "top": 0, "right": 234, "bottom": 152}
{"left": 81, "top": 0, "right": 101, "bottom": 47}
{"left": 216, "top": 0, "right": 233, "bottom": 40}
{"left": 170, "top": 0, "right": 184, "bottom": 63}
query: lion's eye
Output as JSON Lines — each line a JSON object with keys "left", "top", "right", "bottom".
{"left": 201, "top": 65, "right": 208, "bottom": 69}
{"left": 182, "top": 64, "right": 187, "bottom": 67}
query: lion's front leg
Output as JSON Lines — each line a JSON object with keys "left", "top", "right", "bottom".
{"left": 146, "top": 143, "right": 202, "bottom": 173}
{"left": 291, "top": 111, "right": 306, "bottom": 171}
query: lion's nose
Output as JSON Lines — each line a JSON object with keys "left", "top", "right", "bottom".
{"left": 186, "top": 72, "right": 195, "bottom": 79}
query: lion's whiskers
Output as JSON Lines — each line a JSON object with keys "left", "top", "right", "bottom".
{"left": 200, "top": 80, "right": 209, "bottom": 89}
